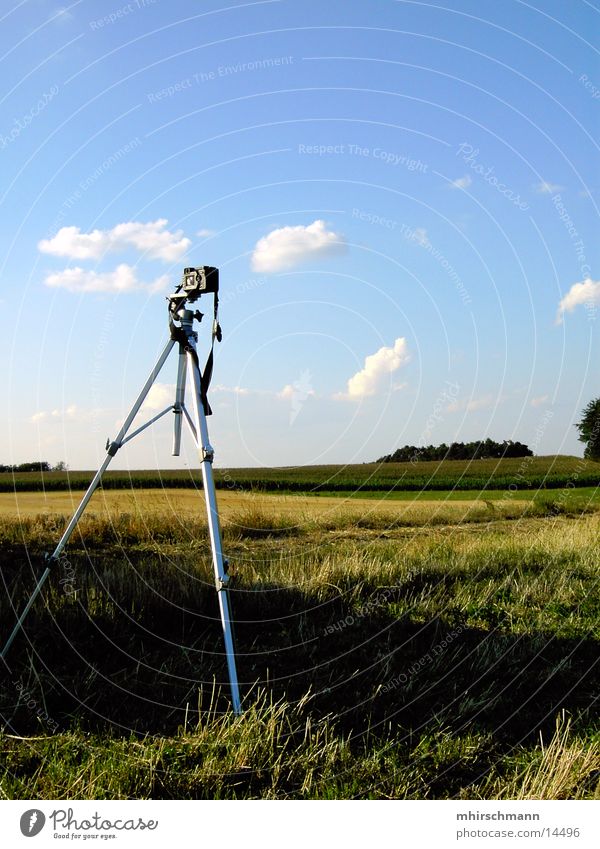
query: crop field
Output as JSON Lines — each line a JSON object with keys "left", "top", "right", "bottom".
{"left": 2, "top": 454, "right": 600, "bottom": 494}
{"left": 0, "top": 462, "right": 599, "bottom": 799}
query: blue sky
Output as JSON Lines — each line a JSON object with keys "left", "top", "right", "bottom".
{"left": 1, "top": 0, "right": 598, "bottom": 469}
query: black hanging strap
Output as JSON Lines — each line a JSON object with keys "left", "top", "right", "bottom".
{"left": 200, "top": 292, "right": 221, "bottom": 416}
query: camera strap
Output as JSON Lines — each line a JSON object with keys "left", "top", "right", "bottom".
{"left": 199, "top": 292, "right": 222, "bottom": 416}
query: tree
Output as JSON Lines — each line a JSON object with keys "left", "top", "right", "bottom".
{"left": 575, "top": 398, "right": 600, "bottom": 460}
{"left": 377, "top": 438, "right": 532, "bottom": 463}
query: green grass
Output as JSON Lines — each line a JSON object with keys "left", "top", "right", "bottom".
{"left": 2, "top": 705, "right": 597, "bottom": 800}
{"left": 1, "top": 502, "right": 599, "bottom": 799}
{"left": 1, "top": 454, "right": 599, "bottom": 493}
{"left": 316, "top": 486, "right": 600, "bottom": 502}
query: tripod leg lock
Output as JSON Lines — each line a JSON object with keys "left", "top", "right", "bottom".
{"left": 106, "top": 439, "right": 121, "bottom": 457}
{"left": 202, "top": 444, "right": 214, "bottom": 463}
{"left": 219, "top": 556, "right": 232, "bottom": 588}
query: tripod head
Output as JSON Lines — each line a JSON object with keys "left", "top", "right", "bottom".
{"left": 168, "top": 265, "right": 222, "bottom": 417}
{"left": 167, "top": 265, "right": 219, "bottom": 319}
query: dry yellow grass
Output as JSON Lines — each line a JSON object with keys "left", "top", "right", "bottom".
{"left": 499, "top": 713, "right": 600, "bottom": 800}
{"left": 0, "top": 487, "right": 531, "bottom": 526}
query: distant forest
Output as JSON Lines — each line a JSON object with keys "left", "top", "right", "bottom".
{"left": 378, "top": 439, "right": 533, "bottom": 463}
{"left": 0, "top": 461, "right": 66, "bottom": 473}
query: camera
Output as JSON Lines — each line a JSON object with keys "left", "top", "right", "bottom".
{"left": 181, "top": 266, "right": 219, "bottom": 300}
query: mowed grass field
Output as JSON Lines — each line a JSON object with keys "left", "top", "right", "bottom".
{"left": 1, "top": 485, "right": 600, "bottom": 535}
{"left": 0, "top": 458, "right": 599, "bottom": 799}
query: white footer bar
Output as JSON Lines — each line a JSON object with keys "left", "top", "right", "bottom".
{"left": 0, "top": 800, "right": 598, "bottom": 847}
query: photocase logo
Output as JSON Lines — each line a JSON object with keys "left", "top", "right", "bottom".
{"left": 20, "top": 810, "right": 46, "bottom": 837}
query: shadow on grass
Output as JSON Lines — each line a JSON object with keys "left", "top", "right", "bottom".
{"left": 1, "top": 544, "right": 597, "bottom": 758}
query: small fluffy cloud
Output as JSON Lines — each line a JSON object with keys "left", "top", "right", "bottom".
{"left": 212, "top": 384, "right": 252, "bottom": 396}
{"left": 530, "top": 394, "right": 549, "bottom": 408}
{"left": 142, "top": 383, "right": 175, "bottom": 411}
{"left": 251, "top": 219, "right": 346, "bottom": 272}
{"left": 278, "top": 371, "right": 314, "bottom": 400}
{"left": 30, "top": 404, "right": 82, "bottom": 424}
{"left": 466, "top": 394, "right": 494, "bottom": 412}
{"left": 278, "top": 370, "right": 315, "bottom": 424}
{"left": 534, "top": 180, "right": 563, "bottom": 194}
{"left": 556, "top": 278, "right": 600, "bottom": 323}
{"left": 450, "top": 175, "right": 472, "bottom": 190}
{"left": 196, "top": 228, "right": 216, "bottom": 238}
{"left": 336, "top": 338, "right": 410, "bottom": 400}
{"left": 446, "top": 394, "right": 495, "bottom": 413}
{"left": 43, "top": 264, "right": 169, "bottom": 294}
{"left": 38, "top": 219, "right": 190, "bottom": 262}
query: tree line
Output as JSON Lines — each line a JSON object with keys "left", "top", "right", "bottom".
{"left": 0, "top": 461, "right": 67, "bottom": 473}
{"left": 377, "top": 438, "right": 533, "bottom": 463}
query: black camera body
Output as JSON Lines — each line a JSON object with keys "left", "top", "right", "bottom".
{"left": 181, "top": 266, "right": 219, "bottom": 301}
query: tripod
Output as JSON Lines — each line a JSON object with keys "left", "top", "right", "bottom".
{"left": 1, "top": 269, "right": 242, "bottom": 715}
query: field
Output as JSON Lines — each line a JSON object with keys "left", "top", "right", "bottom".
{"left": 3, "top": 454, "right": 600, "bottom": 493}
{"left": 0, "top": 458, "right": 599, "bottom": 799}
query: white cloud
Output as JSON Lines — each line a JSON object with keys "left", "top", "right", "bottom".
{"left": 530, "top": 394, "right": 549, "bottom": 408}
{"left": 213, "top": 384, "right": 305, "bottom": 400}
{"left": 278, "top": 370, "right": 315, "bottom": 425}
{"left": 195, "top": 377, "right": 316, "bottom": 409}
{"left": 196, "top": 228, "right": 216, "bottom": 238}
{"left": 278, "top": 372, "right": 314, "bottom": 400}
{"left": 251, "top": 219, "right": 346, "bottom": 272}
{"left": 141, "top": 383, "right": 176, "bottom": 411}
{"left": 450, "top": 175, "right": 472, "bottom": 190}
{"left": 30, "top": 405, "right": 84, "bottom": 424}
{"left": 446, "top": 394, "right": 495, "bottom": 413}
{"left": 534, "top": 180, "right": 563, "bottom": 194}
{"left": 466, "top": 394, "right": 494, "bottom": 412}
{"left": 212, "top": 384, "right": 252, "bottom": 396}
{"left": 335, "top": 338, "right": 410, "bottom": 400}
{"left": 38, "top": 219, "right": 190, "bottom": 262}
{"left": 278, "top": 385, "right": 295, "bottom": 400}
{"left": 556, "top": 278, "right": 600, "bottom": 323}
{"left": 43, "top": 264, "right": 170, "bottom": 294}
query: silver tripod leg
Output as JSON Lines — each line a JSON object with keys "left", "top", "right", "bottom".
{"left": 172, "top": 346, "right": 187, "bottom": 456}
{"left": 183, "top": 343, "right": 242, "bottom": 715}
{"left": 1, "top": 338, "right": 176, "bottom": 661}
